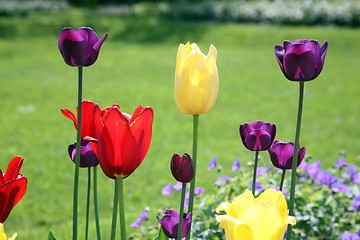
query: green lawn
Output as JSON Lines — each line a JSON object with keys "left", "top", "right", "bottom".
{"left": 0, "top": 8, "right": 359, "bottom": 239}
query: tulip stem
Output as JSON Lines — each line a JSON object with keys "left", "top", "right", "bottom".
{"left": 93, "top": 166, "right": 101, "bottom": 240}
{"left": 110, "top": 178, "right": 119, "bottom": 240}
{"left": 118, "top": 177, "right": 126, "bottom": 240}
{"left": 73, "top": 66, "right": 83, "bottom": 240}
{"left": 185, "top": 114, "right": 199, "bottom": 240}
{"left": 177, "top": 183, "right": 187, "bottom": 240}
{"left": 279, "top": 169, "right": 286, "bottom": 192}
{"left": 85, "top": 167, "right": 91, "bottom": 240}
{"left": 286, "top": 81, "right": 305, "bottom": 240}
{"left": 251, "top": 151, "right": 259, "bottom": 196}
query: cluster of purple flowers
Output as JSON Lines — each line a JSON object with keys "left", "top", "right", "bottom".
{"left": 341, "top": 229, "right": 360, "bottom": 240}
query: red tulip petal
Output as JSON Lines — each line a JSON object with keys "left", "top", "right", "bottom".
{"left": 0, "top": 177, "right": 27, "bottom": 223}
{"left": 3, "top": 156, "right": 23, "bottom": 182}
{"left": 61, "top": 108, "right": 78, "bottom": 130}
{"left": 81, "top": 100, "right": 97, "bottom": 138}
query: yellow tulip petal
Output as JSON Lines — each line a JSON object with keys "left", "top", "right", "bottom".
{"left": 216, "top": 215, "right": 241, "bottom": 240}
{"left": 230, "top": 189, "right": 255, "bottom": 219}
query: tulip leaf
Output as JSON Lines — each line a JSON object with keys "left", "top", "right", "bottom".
{"left": 154, "top": 227, "right": 169, "bottom": 240}
{"left": 48, "top": 231, "right": 56, "bottom": 240}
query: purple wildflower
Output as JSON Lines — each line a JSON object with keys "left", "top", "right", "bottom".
{"left": 232, "top": 159, "right": 241, "bottom": 172}
{"left": 174, "top": 182, "right": 183, "bottom": 191}
{"left": 341, "top": 232, "right": 360, "bottom": 240}
{"left": 130, "top": 208, "right": 149, "bottom": 228}
{"left": 256, "top": 167, "right": 268, "bottom": 176}
{"left": 250, "top": 180, "right": 264, "bottom": 193}
{"left": 315, "top": 170, "right": 337, "bottom": 188}
{"left": 352, "top": 195, "right": 360, "bottom": 211}
{"left": 215, "top": 175, "right": 232, "bottom": 185}
{"left": 346, "top": 164, "right": 358, "bottom": 175}
{"left": 208, "top": 156, "right": 217, "bottom": 170}
{"left": 335, "top": 181, "right": 350, "bottom": 195}
{"left": 194, "top": 187, "right": 204, "bottom": 195}
{"left": 162, "top": 184, "right": 173, "bottom": 196}
{"left": 334, "top": 157, "right": 346, "bottom": 168}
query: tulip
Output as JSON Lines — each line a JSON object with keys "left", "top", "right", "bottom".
{"left": 90, "top": 104, "right": 154, "bottom": 179}
{"left": 239, "top": 121, "right": 276, "bottom": 151}
{"left": 268, "top": 140, "right": 306, "bottom": 170}
{"left": 157, "top": 210, "right": 192, "bottom": 238}
{"left": 216, "top": 189, "right": 296, "bottom": 240}
{"left": 58, "top": 27, "right": 107, "bottom": 67}
{"left": 0, "top": 156, "right": 27, "bottom": 223}
{"left": 275, "top": 39, "right": 328, "bottom": 81}
{"left": 174, "top": 42, "right": 219, "bottom": 114}
{"left": 0, "top": 223, "right": 17, "bottom": 240}
{"left": 61, "top": 100, "right": 97, "bottom": 139}
{"left": 68, "top": 139, "right": 99, "bottom": 168}
{"left": 171, "top": 153, "right": 194, "bottom": 183}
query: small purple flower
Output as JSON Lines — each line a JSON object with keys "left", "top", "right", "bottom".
{"left": 250, "top": 180, "right": 264, "bottom": 193}
{"left": 157, "top": 210, "right": 192, "bottom": 238}
{"left": 208, "top": 156, "right": 217, "bottom": 170}
{"left": 239, "top": 121, "right": 276, "bottom": 151}
{"left": 346, "top": 164, "right": 358, "bottom": 176}
{"left": 275, "top": 39, "right": 328, "bottom": 81}
{"left": 315, "top": 170, "right": 337, "bottom": 188}
{"left": 268, "top": 140, "right": 306, "bottom": 170}
{"left": 256, "top": 167, "right": 268, "bottom": 176}
{"left": 335, "top": 181, "right": 350, "bottom": 195}
{"left": 58, "top": 27, "right": 108, "bottom": 67}
{"left": 334, "top": 157, "right": 346, "bottom": 168}
{"left": 68, "top": 139, "right": 99, "bottom": 167}
{"left": 130, "top": 208, "right": 149, "bottom": 228}
{"left": 162, "top": 184, "right": 173, "bottom": 196}
{"left": 341, "top": 232, "right": 360, "bottom": 240}
{"left": 215, "top": 175, "right": 232, "bottom": 185}
{"left": 352, "top": 195, "right": 360, "bottom": 211}
{"left": 304, "top": 160, "right": 321, "bottom": 180}
{"left": 174, "top": 182, "right": 183, "bottom": 191}
{"left": 232, "top": 159, "right": 241, "bottom": 172}
{"left": 351, "top": 173, "right": 360, "bottom": 184}
{"left": 194, "top": 187, "right": 204, "bottom": 195}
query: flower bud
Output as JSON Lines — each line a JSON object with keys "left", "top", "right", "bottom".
{"left": 239, "top": 121, "right": 276, "bottom": 151}
{"left": 170, "top": 153, "right": 194, "bottom": 183}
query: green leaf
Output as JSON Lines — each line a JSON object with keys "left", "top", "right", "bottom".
{"left": 154, "top": 227, "right": 169, "bottom": 240}
{"left": 48, "top": 231, "right": 56, "bottom": 240}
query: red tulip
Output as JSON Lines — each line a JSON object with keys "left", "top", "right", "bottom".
{"left": 61, "top": 100, "right": 97, "bottom": 139}
{"left": 170, "top": 153, "right": 194, "bottom": 183}
{"left": 0, "top": 156, "right": 27, "bottom": 223}
{"left": 90, "top": 104, "right": 154, "bottom": 179}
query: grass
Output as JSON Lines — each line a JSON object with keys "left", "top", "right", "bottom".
{"left": 0, "top": 8, "right": 359, "bottom": 239}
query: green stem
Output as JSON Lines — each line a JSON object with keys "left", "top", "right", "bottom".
{"left": 279, "top": 169, "right": 286, "bottom": 192}
{"left": 85, "top": 167, "right": 91, "bottom": 240}
{"left": 93, "top": 166, "right": 101, "bottom": 240}
{"left": 73, "top": 66, "right": 83, "bottom": 240}
{"left": 110, "top": 178, "right": 119, "bottom": 240}
{"left": 286, "top": 82, "right": 305, "bottom": 240}
{"left": 251, "top": 151, "right": 259, "bottom": 196}
{"left": 185, "top": 114, "right": 199, "bottom": 240}
{"left": 118, "top": 177, "right": 126, "bottom": 240}
{"left": 177, "top": 183, "right": 187, "bottom": 240}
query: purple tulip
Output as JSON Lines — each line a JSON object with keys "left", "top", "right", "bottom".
{"left": 239, "top": 121, "right": 276, "bottom": 151}
{"left": 170, "top": 153, "right": 194, "bottom": 183}
{"left": 58, "top": 27, "right": 108, "bottom": 67}
{"left": 275, "top": 39, "right": 328, "bottom": 81}
{"left": 268, "top": 140, "right": 306, "bottom": 170}
{"left": 68, "top": 139, "right": 98, "bottom": 167}
{"left": 232, "top": 158, "right": 241, "bottom": 172}
{"left": 157, "top": 210, "right": 192, "bottom": 238}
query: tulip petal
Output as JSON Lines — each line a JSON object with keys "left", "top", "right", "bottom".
{"left": 3, "top": 157, "right": 23, "bottom": 182}
{"left": 199, "top": 44, "right": 219, "bottom": 114}
{"left": 61, "top": 108, "right": 78, "bottom": 130}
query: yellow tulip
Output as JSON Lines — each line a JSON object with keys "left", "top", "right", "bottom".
{"left": 0, "top": 223, "right": 17, "bottom": 240}
{"left": 174, "top": 42, "right": 219, "bottom": 114}
{"left": 216, "top": 189, "right": 296, "bottom": 240}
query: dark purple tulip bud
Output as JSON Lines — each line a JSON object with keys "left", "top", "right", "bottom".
{"left": 275, "top": 39, "right": 328, "bottom": 81}
{"left": 268, "top": 140, "right": 306, "bottom": 170}
{"left": 156, "top": 210, "right": 192, "bottom": 238}
{"left": 58, "top": 27, "right": 108, "bottom": 67}
{"left": 239, "top": 121, "right": 276, "bottom": 151}
{"left": 170, "top": 153, "right": 194, "bottom": 183}
{"left": 68, "top": 139, "right": 99, "bottom": 167}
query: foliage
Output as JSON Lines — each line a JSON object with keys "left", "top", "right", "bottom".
{"left": 159, "top": 0, "right": 360, "bottom": 27}
{"left": 0, "top": 0, "right": 68, "bottom": 16}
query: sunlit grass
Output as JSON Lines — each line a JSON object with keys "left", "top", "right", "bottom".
{"left": 0, "top": 8, "right": 359, "bottom": 239}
